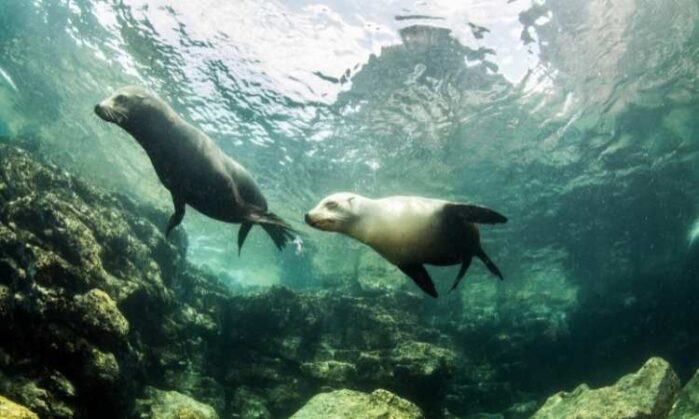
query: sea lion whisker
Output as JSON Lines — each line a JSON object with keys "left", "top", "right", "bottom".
{"left": 114, "top": 111, "right": 127, "bottom": 124}
{"left": 105, "top": 109, "right": 126, "bottom": 124}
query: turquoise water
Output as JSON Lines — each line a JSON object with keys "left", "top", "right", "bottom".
{"left": 1, "top": 0, "right": 698, "bottom": 417}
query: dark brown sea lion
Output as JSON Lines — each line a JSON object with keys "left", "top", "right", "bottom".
{"left": 305, "top": 193, "right": 506, "bottom": 297}
{"left": 95, "top": 86, "right": 294, "bottom": 253}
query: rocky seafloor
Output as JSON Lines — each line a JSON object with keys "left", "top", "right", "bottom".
{"left": 1, "top": 142, "right": 699, "bottom": 419}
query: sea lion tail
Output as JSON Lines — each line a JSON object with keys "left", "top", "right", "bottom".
{"left": 247, "top": 210, "right": 296, "bottom": 251}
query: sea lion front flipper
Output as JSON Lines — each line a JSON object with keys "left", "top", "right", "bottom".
{"left": 450, "top": 257, "right": 472, "bottom": 292}
{"left": 166, "top": 194, "right": 186, "bottom": 238}
{"left": 444, "top": 203, "right": 507, "bottom": 224}
{"left": 398, "top": 264, "right": 438, "bottom": 298}
{"left": 237, "top": 222, "right": 253, "bottom": 255}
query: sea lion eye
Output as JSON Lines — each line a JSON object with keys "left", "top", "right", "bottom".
{"left": 114, "top": 94, "right": 127, "bottom": 103}
{"left": 325, "top": 201, "right": 338, "bottom": 209}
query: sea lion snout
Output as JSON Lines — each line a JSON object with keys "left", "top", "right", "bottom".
{"left": 94, "top": 102, "right": 113, "bottom": 123}
{"left": 304, "top": 211, "right": 330, "bottom": 230}
{"left": 94, "top": 97, "right": 128, "bottom": 125}
{"left": 304, "top": 212, "right": 324, "bottom": 228}
{"left": 94, "top": 104, "right": 105, "bottom": 119}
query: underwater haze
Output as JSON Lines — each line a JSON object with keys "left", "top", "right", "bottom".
{"left": 1, "top": 0, "right": 699, "bottom": 418}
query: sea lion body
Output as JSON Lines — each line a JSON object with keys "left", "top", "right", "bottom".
{"left": 305, "top": 193, "right": 506, "bottom": 297}
{"left": 95, "top": 86, "right": 293, "bottom": 251}
{"left": 137, "top": 116, "right": 264, "bottom": 222}
{"left": 353, "top": 196, "right": 479, "bottom": 266}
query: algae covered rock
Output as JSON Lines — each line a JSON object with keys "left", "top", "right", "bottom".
{"left": 0, "top": 395, "right": 39, "bottom": 419}
{"left": 73, "top": 288, "right": 129, "bottom": 340}
{"left": 291, "top": 388, "right": 423, "bottom": 419}
{"left": 0, "top": 144, "right": 190, "bottom": 416}
{"left": 134, "top": 386, "right": 219, "bottom": 419}
{"left": 223, "top": 287, "right": 456, "bottom": 417}
{"left": 300, "top": 360, "right": 358, "bottom": 384}
{"left": 532, "top": 357, "right": 680, "bottom": 419}
{"left": 230, "top": 387, "right": 272, "bottom": 419}
{"left": 84, "top": 347, "right": 121, "bottom": 384}
{"left": 669, "top": 368, "right": 699, "bottom": 418}
{"left": 389, "top": 340, "right": 456, "bottom": 380}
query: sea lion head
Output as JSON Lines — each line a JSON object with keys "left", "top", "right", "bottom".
{"left": 94, "top": 86, "right": 165, "bottom": 129}
{"left": 305, "top": 192, "right": 365, "bottom": 233}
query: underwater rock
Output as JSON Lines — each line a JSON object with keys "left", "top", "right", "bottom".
{"left": 668, "top": 368, "right": 699, "bottom": 418}
{"left": 134, "top": 386, "right": 218, "bottom": 419}
{"left": 532, "top": 357, "right": 680, "bottom": 419}
{"left": 73, "top": 289, "right": 129, "bottom": 342}
{"left": 230, "top": 387, "right": 272, "bottom": 419}
{"left": 290, "top": 388, "right": 423, "bottom": 419}
{"left": 300, "top": 360, "right": 358, "bottom": 384}
{"left": 462, "top": 400, "right": 539, "bottom": 419}
{"left": 0, "top": 144, "right": 191, "bottom": 417}
{"left": 83, "top": 347, "right": 120, "bottom": 384}
{"left": 0, "top": 370, "right": 75, "bottom": 419}
{"left": 223, "top": 287, "right": 456, "bottom": 417}
{"left": 0, "top": 395, "right": 39, "bottom": 419}
{"left": 501, "top": 400, "right": 539, "bottom": 418}
{"left": 161, "top": 363, "right": 226, "bottom": 415}
{"left": 388, "top": 340, "right": 456, "bottom": 379}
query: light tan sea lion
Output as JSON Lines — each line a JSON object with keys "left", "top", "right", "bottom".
{"left": 305, "top": 193, "right": 506, "bottom": 297}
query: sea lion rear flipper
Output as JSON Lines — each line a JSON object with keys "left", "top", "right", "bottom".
{"left": 398, "top": 264, "right": 438, "bottom": 298}
{"left": 237, "top": 222, "right": 253, "bottom": 255}
{"left": 247, "top": 209, "right": 296, "bottom": 251}
{"left": 476, "top": 247, "right": 503, "bottom": 280}
{"left": 444, "top": 203, "right": 507, "bottom": 224}
{"left": 450, "top": 257, "right": 472, "bottom": 292}
{"left": 166, "top": 194, "right": 186, "bottom": 238}
{"left": 261, "top": 224, "right": 295, "bottom": 250}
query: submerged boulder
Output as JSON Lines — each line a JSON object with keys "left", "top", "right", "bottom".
{"left": 300, "top": 360, "right": 358, "bottom": 384}
{"left": 134, "top": 387, "right": 218, "bottom": 419}
{"left": 669, "top": 368, "right": 699, "bottom": 418}
{"left": 0, "top": 394, "right": 39, "bottom": 419}
{"left": 0, "top": 144, "right": 192, "bottom": 416}
{"left": 230, "top": 387, "right": 272, "bottom": 419}
{"left": 291, "top": 388, "right": 423, "bottom": 419}
{"left": 73, "top": 289, "right": 129, "bottom": 342}
{"left": 223, "top": 287, "right": 456, "bottom": 417}
{"left": 532, "top": 357, "right": 680, "bottom": 419}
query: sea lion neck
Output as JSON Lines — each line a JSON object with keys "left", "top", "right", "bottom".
{"left": 123, "top": 104, "right": 183, "bottom": 147}
{"left": 345, "top": 197, "right": 380, "bottom": 244}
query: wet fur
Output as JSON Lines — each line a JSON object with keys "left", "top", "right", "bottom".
{"left": 306, "top": 193, "right": 506, "bottom": 297}
{"left": 95, "top": 86, "right": 294, "bottom": 252}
